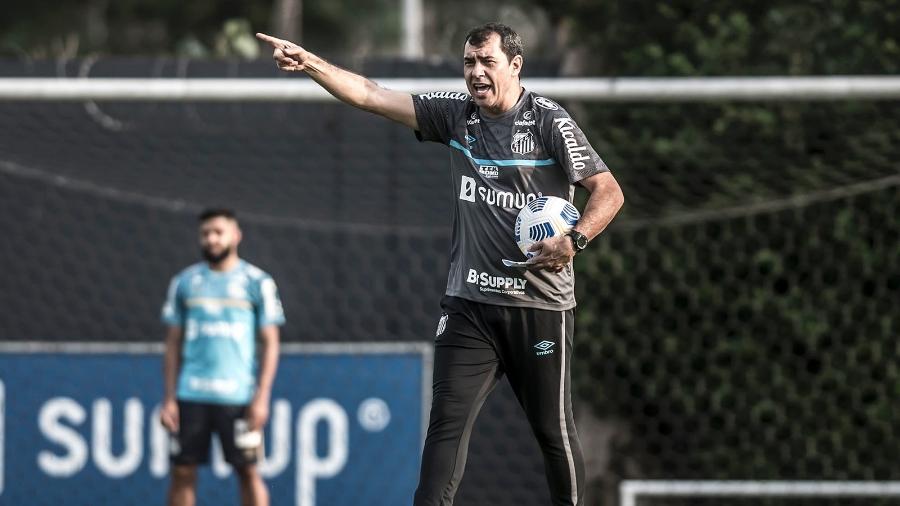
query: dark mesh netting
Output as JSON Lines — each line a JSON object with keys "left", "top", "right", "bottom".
{"left": 574, "top": 100, "right": 900, "bottom": 505}
{"left": 1, "top": 59, "right": 898, "bottom": 505}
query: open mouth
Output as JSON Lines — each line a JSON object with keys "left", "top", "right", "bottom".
{"left": 471, "top": 83, "right": 491, "bottom": 98}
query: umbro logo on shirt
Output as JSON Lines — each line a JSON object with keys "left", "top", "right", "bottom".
{"left": 534, "top": 340, "right": 556, "bottom": 356}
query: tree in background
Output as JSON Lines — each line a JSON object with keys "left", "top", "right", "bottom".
{"left": 0, "top": 0, "right": 399, "bottom": 59}
{"left": 2, "top": 0, "right": 897, "bottom": 71}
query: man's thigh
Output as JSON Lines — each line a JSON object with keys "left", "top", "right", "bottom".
{"left": 433, "top": 296, "right": 501, "bottom": 395}
{"left": 171, "top": 400, "right": 213, "bottom": 466}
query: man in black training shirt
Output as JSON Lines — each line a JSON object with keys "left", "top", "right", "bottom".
{"left": 259, "top": 22, "right": 624, "bottom": 506}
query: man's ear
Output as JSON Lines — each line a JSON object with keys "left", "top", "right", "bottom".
{"left": 510, "top": 54, "right": 523, "bottom": 77}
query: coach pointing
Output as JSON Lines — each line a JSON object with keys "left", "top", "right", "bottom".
{"left": 259, "top": 22, "right": 623, "bottom": 506}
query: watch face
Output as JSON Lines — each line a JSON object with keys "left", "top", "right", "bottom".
{"left": 569, "top": 232, "right": 587, "bottom": 251}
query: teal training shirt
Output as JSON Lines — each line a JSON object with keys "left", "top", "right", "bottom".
{"left": 161, "top": 260, "right": 286, "bottom": 405}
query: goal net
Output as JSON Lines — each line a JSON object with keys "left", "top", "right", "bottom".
{"left": 1, "top": 59, "right": 898, "bottom": 506}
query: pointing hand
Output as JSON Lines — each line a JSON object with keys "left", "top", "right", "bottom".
{"left": 256, "top": 32, "right": 309, "bottom": 72}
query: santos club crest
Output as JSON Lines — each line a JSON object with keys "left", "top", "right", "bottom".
{"left": 511, "top": 130, "right": 535, "bottom": 154}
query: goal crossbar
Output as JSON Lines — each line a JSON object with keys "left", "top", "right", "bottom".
{"left": 1, "top": 76, "right": 899, "bottom": 102}
{"left": 620, "top": 480, "right": 900, "bottom": 506}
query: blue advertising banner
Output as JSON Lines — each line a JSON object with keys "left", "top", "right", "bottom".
{"left": 0, "top": 342, "right": 430, "bottom": 506}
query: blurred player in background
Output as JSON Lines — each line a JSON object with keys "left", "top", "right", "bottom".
{"left": 259, "top": 22, "right": 623, "bottom": 505}
{"left": 160, "top": 208, "right": 285, "bottom": 506}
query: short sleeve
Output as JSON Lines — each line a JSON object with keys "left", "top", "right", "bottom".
{"left": 256, "top": 276, "right": 286, "bottom": 327}
{"left": 538, "top": 97, "right": 610, "bottom": 184}
{"left": 161, "top": 275, "right": 184, "bottom": 327}
{"left": 412, "top": 92, "right": 470, "bottom": 144}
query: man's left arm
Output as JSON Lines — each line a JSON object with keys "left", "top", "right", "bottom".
{"left": 571, "top": 171, "right": 625, "bottom": 242}
{"left": 248, "top": 324, "right": 280, "bottom": 431}
{"left": 527, "top": 171, "right": 624, "bottom": 272}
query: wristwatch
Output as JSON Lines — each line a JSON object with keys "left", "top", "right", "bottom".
{"left": 566, "top": 230, "right": 589, "bottom": 254}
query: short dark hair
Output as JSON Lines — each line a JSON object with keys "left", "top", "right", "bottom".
{"left": 198, "top": 208, "right": 237, "bottom": 223}
{"left": 464, "top": 22, "right": 524, "bottom": 62}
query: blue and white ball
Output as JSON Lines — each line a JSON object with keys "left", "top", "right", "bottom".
{"left": 514, "top": 196, "right": 580, "bottom": 258}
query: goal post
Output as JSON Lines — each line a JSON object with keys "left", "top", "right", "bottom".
{"left": 620, "top": 480, "right": 900, "bottom": 506}
{"left": 1, "top": 76, "right": 900, "bottom": 101}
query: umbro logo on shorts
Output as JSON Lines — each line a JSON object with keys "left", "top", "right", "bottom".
{"left": 534, "top": 340, "right": 555, "bottom": 356}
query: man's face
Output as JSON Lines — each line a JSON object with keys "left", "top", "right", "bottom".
{"left": 199, "top": 217, "right": 240, "bottom": 264}
{"left": 464, "top": 33, "right": 522, "bottom": 114}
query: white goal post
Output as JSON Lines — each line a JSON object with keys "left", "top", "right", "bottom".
{"left": 620, "top": 480, "right": 900, "bottom": 506}
{"left": 0, "top": 76, "right": 899, "bottom": 101}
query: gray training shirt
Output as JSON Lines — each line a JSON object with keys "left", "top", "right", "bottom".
{"left": 413, "top": 89, "right": 609, "bottom": 310}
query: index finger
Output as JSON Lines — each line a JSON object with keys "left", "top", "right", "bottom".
{"left": 256, "top": 32, "right": 292, "bottom": 49}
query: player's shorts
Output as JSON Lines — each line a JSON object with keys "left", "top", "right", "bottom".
{"left": 169, "top": 400, "right": 261, "bottom": 468}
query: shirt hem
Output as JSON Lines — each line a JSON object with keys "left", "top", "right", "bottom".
{"left": 445, "top": 290, "right": 576, "bottom": 311}
{"left": 176, "top": 392, "right": 253, "bottom": 406}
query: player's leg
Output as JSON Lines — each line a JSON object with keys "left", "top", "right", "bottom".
{"left": 234, "top": 465, "right": 268, "bottom": 506}
{"left": 499, "top": 307, "right": 585, "bottom": 506}
{"left": 167, "top": 465, "right": 198, "bottom": 506}
{"left": 212, "top": 404, "right": 268, "bottom": 506}
{"left": 414, "top": 296, "right": 502, "bottom": 506}
{"left": 168, "top": 401, "right": 213, "bottom": 506}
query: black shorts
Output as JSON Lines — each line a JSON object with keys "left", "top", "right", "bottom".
{"left": 170, "top": 400, "right": 261, "bottom": 468}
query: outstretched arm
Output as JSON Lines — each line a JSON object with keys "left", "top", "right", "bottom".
{"left": 257, "top": 33, "right": 418, "bottom": 129}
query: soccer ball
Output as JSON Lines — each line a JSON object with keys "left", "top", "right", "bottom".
{"left": 514, "top": 196, "right": 580, "bottom": 258}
